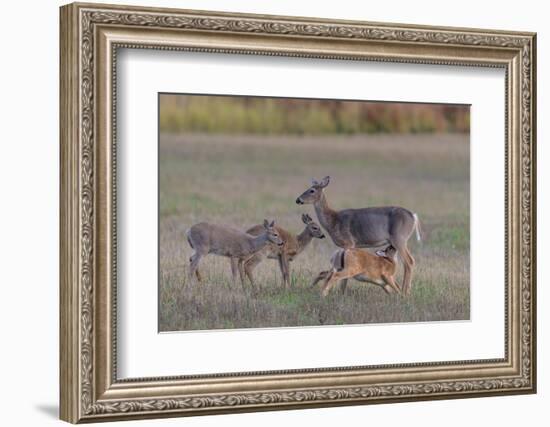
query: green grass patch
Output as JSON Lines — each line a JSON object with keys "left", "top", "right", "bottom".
{"left": 158, "top": 133, "right": 470, "bottom": 331}
{"left": 430, "top": 224, "right": 469, "bottom": 251}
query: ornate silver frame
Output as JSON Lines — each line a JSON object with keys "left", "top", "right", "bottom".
{"left": 60, "top": 2, "right": 536, "bottom": 423}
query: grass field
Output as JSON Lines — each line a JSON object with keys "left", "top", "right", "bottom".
{"left": 159, "top": 133, "right": 470, "bottom": 332}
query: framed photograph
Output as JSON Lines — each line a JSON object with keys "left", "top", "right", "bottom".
{"left": 60, "top": 2, "right": 537, "bottom": 423}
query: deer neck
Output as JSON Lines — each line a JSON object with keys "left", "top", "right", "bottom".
{"left": 314, "top": 192, "right": 337, "bottom": 229}
{"left": 248, "top": 233, "right": 269, "bottom": 253}
{"left": 296, "top": 228, "right": 313, "bottom": 254}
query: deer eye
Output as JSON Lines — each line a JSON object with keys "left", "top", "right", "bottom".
{"left": 309, "top": 189, "right": 315, "bottom": 194}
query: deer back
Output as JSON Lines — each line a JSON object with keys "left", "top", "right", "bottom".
{"left": 333, "top": 207, "right": 415, "bottom": 248}
{"left": 340, "top": 248, "right": 396, "bottom": 280}
{"left": 189, "top": 222, "right": 260, "bottom": 257}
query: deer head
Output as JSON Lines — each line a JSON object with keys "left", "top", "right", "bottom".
{"left": 375, "top": 245, "right": 398, "bottom": 262}
{"left": 295, "top": 176, "right": 330, "bottom": 205}
{"left": 263, "top": 219, "right": 284, "bottom": 246}
{"left": 301, "top": 213, "right": 325, "bottom": 239}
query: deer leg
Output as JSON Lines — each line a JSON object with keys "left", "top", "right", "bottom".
{"left": 244, "top": 264, "right": 254, "bottom": 287}
{"left": 310, "top": 270, "right": 330, "bottom": 288}
{"left": 382, "top": 285, "right": 393, "bottom": 294}
{"left": 320, "top": 272, "right": 335, "bottom": 297}
{"left": 237, "top": 259, "right": 248, "bottom": 291}
{"left": 382, "top": 274, "right": 401, "bottom": 295}
{"left": 362, "top": 277, "right": 391, "bottom": 294}
{"left": 340, "top": 278, "right": 349, "bottom": 295}
{"left": 321, "top": 272, "right": 347, "bottom": 297}
{"left": 402, "top": 246, "right": 415, "bottom": 295}
{"left": 244, "top": 254, "right": 262, "bottom": 287}
{"left": 277, "top": 255, "right": 290, "bottom": 289}
{"left": 392, "top": 240, "right": 415, "bottom": 295}
{"left": 281, "top": 255, "right": 291, "bottom": 288}
{"left": 195, "top": 268, "right": 203, "bottom": 284}
{"left": 188, "top": 252, "right": 202, "bottom": 286}
{"left": 229, "top": 257, "right": 239, "bottom": 282}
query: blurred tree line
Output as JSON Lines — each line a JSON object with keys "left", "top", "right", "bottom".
{"left": 160, "top": 94, "right": 469, "bottom": 135}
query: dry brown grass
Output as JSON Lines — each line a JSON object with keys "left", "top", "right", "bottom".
{"left": 159, "top": 133, "right": 470, "bottom": 331}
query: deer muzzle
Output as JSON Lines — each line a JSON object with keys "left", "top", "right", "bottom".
{"left": 295, "top": 198, "right": 303, "bottom": 204}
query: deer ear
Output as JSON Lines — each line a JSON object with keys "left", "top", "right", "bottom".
{"left": 319, "top": 176, "right": 330, "bottom": 188}
{"left": 269, "top": 220, "right": 275, "bottom": 228}
{"left": 302, "top": 213, "right": 312, "bottom": 224}
{"left": 263, "top": 219, "right": 270, "bottom": 229}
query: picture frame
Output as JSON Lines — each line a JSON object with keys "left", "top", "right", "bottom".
{"left": 59, "top": 2, "right": 537, "bottom": 423}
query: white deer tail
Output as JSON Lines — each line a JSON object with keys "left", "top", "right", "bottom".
{"left": 413, "top": 213, "right": 422, "bottom": 242}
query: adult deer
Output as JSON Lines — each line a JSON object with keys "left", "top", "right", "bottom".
{"left": 186, "top": 219, "right": 283, "bottom": 288}
{"left": 296, "top": 176, "right": 420, "bottom": 294}
{"left": 230, "top": 214, "right": 325, "bottom": 288}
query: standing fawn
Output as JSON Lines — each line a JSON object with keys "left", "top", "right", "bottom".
{"left": 296, "top": 176, "right": 421, "bottom": 295}
{"left": 186, "top": 219, "right": 283, "bottom": 288}
{"left": 311, "top": 246, "right": 401, "bottom": 297}
{"left": 230, "top": 214, "right": 325, "bottom": 288}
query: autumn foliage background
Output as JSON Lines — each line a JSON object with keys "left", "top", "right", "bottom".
{"left": 160, "top": 95, "right": 469, "bottom": 135}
